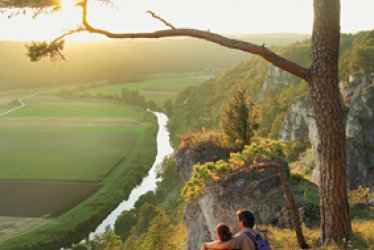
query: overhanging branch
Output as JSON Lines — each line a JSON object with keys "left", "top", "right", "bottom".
{"left": 69, "top": 0, "right": 311, "bottom": 80}
{"left": 80, "top": 28, "right": 309, "bottom": 80}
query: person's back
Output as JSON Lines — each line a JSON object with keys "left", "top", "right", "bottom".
{"left": 226, "top": 227, "right": 256, "bottom": 250}
{"left": 202, "top": 210, "right": 259, "bottom": 250}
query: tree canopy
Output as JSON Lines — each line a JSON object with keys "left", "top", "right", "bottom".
{"left": 220, "top": 85, "right": 258, "bottom": 150}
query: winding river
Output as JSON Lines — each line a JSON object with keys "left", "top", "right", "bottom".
{"left": 90, "top": 111, "right": 173, "bottom": 238}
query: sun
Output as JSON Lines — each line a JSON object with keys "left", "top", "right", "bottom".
{"left": 60, "top": 0, "right": 79, "bottom": 12}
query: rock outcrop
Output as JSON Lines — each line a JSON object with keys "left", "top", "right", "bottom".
{"left": 176, "top": 139, "right": 230, "bottom": 182}
{"left": 176, "top": 141, "right": 294, "bottom": 250}
{"left": 257, "top": 65, "right": 295, "bottom": 101}
{"left": 344, "top": 73, "right": 374, "bottom": 189}
{"left": 278, "top": 95, "right": 321, "bottom": 184}
{"left": 279, "top": 73, "right": 374, "bottom": 189}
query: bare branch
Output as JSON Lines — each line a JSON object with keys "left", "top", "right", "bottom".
{"left": 241, "top": 173, "right": 280, "bottom": 194}
{"left": 146, "top": 10, "right": 176, "bottom": 30}
{"left": 51, "top": 27, "right": 85, "bottom": 44}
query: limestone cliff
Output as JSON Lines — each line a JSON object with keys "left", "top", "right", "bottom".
{"left": 344, "top": 74, "right": 374, "bottom": 189}
{"left": 279, "top": 73, "right": 374, "bottom": 189}
{"left": 277, "top": 95, "right": 321, "bottom": 184}
{"left": 257, "top": 65, "right": 295, "bottom": 102}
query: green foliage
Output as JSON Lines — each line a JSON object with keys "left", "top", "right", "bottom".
{"left": 26, "top": 40, "right": 65, "bottom": 62}
{"left": 283, "top": 138, "right": 311, "bottom": 163}
{"left": 122, "top": 207, "right": 176, "bottom": 250}
{"left": 182, "top": 139, "right": 285, "bottom": 201}
{"left": 278, "top": 40, "right": 311, "bottom": 67}
{"left": 340, "top": 30, "right": 374, "bottom": 79}
{"left": 121, "top": 88, "right": 146, "bottom": 107}
{"left": 241, "top": 139, "right": 285, "bottom": 162}
{"left": 135, "top": 204, "right": 159, "bottom": 234}
{"left": 349, "top": 31, "right": 374, "bottom": 74}
{"left": 114, "top": 211, "right": 137, "bottom": 241}
{"left": 169, "top": 57, "right": 269, "bottom": 145}
{"left": 163, "top": 99, "right": 174, "bottom": 116}
{"left": 140, "top": 208, "right": 175, "bottom": 250}
{"left": 349, "top": 186, "right": 373, "bottom": 206}
{"left": 71, "top": 229, "right": 123, "bottom": 250}
{"left": 220, "top": 85, "right": 258, "bottom": 151}
{"left": 181, "top": 160, "right": 230, "bottom": 200}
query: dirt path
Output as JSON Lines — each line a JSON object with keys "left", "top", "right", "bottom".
{"left": 0, "top": 90, "right": 53, "bottom": 117}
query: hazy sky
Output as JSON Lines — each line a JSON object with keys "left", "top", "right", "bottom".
{"left": 0, "top": 0, "right": 373, "bottom": 41}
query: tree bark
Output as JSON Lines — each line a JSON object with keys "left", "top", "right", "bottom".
{"left": 309, "top": 0, "right": 351, "bottom": 242}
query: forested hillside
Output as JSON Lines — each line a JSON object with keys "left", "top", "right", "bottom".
{"left": 169, "top": 30, "right": 374, "bottom": 143}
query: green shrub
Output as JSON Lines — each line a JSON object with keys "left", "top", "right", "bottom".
{"left": 182, "top": 139, "right": 285, "bottom": 201}
{"left": 349, "top": 186, "right": 373, "bottom": 206}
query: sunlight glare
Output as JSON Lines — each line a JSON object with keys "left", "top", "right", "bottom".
{"left": 0, "top": 0, "right": 373, "bottom": 42}
{"left": 61, "top": 0, "right": 78, "bottom": 12}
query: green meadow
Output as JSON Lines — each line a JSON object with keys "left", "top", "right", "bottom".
{"left": 0, "top": 95, "right": 146, "bottom": 182}
{"left": 85, "top": 75, "right": 211, "bottom": 105}
{"left": 0, "top": 91, "right": 158, "bottom": 249}
{"left": 0, "top": 131, "right": 137, "bottom": 181}
{"left": 5, "top": 103, "right": 141, "bottom": 118}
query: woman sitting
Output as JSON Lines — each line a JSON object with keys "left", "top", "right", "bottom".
{"left": 201, "top": 223, "right": 232, "bottom": 250}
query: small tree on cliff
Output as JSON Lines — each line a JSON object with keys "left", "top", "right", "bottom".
{"left": 220, "top": 85, "right": 258, "bottom": 151}
{"left": 2, "top": 0, "right": 352, "bottom": 244}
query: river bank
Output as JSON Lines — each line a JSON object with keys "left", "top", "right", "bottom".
{"left": 91, "top": 112, "right": 173, "bottom": 237}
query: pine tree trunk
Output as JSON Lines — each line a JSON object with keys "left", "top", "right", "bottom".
{"left": 310, "top": 0, "right": 351, "bottom": 243}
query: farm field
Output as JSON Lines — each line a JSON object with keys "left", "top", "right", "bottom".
{"left": 0, "top": 181, "right": 101, "bottom": 217}
{"left": 0, "top": 95, "right": 143, "bottom": 182}
{"left": 84, "top": 74, "right": 212, "bottom": 105}
{"left": 0, "top": 90, "right": 157, "bottom": 247}
{"left": 0, "top": 216, "right": 48, "bottom": 243}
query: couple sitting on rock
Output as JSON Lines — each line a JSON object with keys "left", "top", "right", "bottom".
{"left": 201, "top": 210, "right": 271, "bottom": 250}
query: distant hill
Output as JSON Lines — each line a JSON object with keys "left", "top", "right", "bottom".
{"left": 0, "top": 33, "right": 309, "bottom": 90}
{"left": 229, "top": 33, "right": 310, "bottom": 45}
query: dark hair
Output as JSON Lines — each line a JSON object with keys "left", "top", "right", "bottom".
{"left": 216, "top": 223, "right": 232, "bottom": 242}
{"left": 236, "top": 210, "right": 255, "bottom": 228}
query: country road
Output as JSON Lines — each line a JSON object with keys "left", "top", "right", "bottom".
{"left": 0, "top": 90, "right": 53, "bottom": 117}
